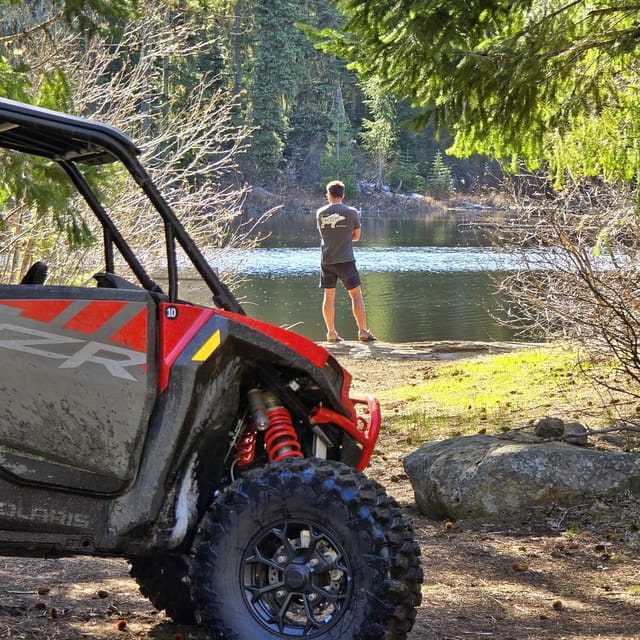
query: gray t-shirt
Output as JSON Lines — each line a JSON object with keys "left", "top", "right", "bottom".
{"left": 316, "top": 202, "right": 361, "bottom": 265}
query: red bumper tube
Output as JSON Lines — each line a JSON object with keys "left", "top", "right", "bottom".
{"left": 310, "top": 393, "right": 381, "bottom": 471}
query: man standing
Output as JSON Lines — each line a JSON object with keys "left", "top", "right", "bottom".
{"left": 316, "top": 180, "right": 376, "bottom": 342}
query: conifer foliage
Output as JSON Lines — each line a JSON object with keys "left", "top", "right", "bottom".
{"left": 319, "top": 0, "right": 640, "bottom": 183}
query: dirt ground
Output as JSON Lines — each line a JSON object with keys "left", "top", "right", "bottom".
{"left": 0, "top": 344, "right": 638, "bottom": 640}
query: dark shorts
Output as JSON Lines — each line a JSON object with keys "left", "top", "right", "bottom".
{"left": 320, "top": 261, "right": 361, "bottom": 290}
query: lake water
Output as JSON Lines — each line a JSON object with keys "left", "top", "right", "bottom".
{"left": 202, "top": 211, "right": 525, "bottom": 343}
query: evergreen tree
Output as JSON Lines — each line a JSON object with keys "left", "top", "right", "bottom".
{"left": 286, "top": 1, "right": 356, "bottom": 187}
{"left": 425, "top": 152, "right": 454, "bottom": 199}
{"left": 318, "top": 0, "right": 640, "bottom": 184}
{"left": 320, "top": 82, "right": 356, "bottom": 196}
{"left": 359, "top": 77, "right": 398, "bottom": 189}
{"left": 0, "top": 0, "right": 464, "bottom": 193}
{"left": 387, "top": 151, "right": 425, "bottom": 194}
{"left": 235, "top": 0, "right": 357, "bottom": 186}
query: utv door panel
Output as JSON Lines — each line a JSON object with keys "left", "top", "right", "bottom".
{"left": 0, "top": 286, "right": 158, "bottom": 494}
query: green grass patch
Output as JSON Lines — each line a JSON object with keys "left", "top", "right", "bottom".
{"left": 377, "top": 344, "right": 624, "bottom": 447}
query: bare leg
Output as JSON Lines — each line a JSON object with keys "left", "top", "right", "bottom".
{"left": 348, "top": 285, "right": 368, "bottom": 331}
{"left": 322, "top": 287, "right": 337, "bottom": 334}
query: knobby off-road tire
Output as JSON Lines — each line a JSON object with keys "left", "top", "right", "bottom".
{"left": 128, "top": 554, "right": 196, "bottom": 624}
{"left": 192, "top": 458, "right": 422, "bottom": 640}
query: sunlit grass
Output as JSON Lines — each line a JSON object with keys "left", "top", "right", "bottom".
{"left": 377, "top": 344, "right": 630, "bottom": 447}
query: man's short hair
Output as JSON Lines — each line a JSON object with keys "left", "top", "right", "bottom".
{"left": 326, "top": 180, "right": 345, "bottom": 198}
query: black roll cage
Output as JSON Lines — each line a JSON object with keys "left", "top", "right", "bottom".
{"left": 0, "top": 97, "right": 244, "bottom": 314}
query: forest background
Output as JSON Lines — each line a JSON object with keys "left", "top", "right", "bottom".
{"left": 0, "top": 0, "right": 487, "bottom": 205}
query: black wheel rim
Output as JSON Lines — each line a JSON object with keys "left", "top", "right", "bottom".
{"left": 242, "top": 520, "right": 352, "bottom": 637}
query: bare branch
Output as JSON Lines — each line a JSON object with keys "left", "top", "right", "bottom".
{"left": 0, "top": 10, "right": 63, "bottom": 45}
{"left": 0, "top": 4, "right": 256, "bottom": 291}
{"left": 487, "top": 175, "right": 640, "bottom": 417}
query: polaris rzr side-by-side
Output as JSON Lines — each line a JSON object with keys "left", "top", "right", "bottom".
{"left": 0, "top": 97, "right": 422, "bottom": 639}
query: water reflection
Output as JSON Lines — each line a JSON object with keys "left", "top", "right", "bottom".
{"left": 232, "top": 271, "right": 514, "bottom": 344}
{"left": 253, "top": 210, "right": 490, "bottom": 249}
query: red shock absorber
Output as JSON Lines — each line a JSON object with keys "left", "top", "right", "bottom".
{"left": 235, "top": 427, "right": 257, "bottom": 466}
{"left": 263, "top": 392, "right": 303, "bottom": 462}
{"left": 235, "top": 388, "right": 269, "bottom": 466}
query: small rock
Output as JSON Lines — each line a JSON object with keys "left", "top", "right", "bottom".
{"left": 564, "top": 422, "right": 588, "bottom": 446}
{"left": 535, "top": 416, "right": 565, "bottom": 438}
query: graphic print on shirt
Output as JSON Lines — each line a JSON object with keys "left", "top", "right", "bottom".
{"left": 320, "top": 212, "right": 346, "bottom": 229}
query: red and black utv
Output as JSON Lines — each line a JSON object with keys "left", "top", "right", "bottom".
{"left": 0, "top": 98, "right": 421, "bottom": 639}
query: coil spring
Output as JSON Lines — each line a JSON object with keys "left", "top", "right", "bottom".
{"left": 235, "top": 427, "right": 257, "bottom": 466}
{"left": 264, "top": 406, "right": 303, "bottom": 462}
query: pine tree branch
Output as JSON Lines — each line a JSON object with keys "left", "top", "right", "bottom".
{"left": 0, "top": 11, "right": 64, "bottom": 45}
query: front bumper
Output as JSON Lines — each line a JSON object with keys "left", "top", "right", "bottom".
{"left": 310, "top": 393, "right": 381, "bottom": 471}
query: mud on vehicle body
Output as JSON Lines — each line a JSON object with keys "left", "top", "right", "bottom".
{"left": 0, "top": 98, "right": 422, "bottom": 639}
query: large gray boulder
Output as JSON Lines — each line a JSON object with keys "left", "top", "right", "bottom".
{"left": 403, "top": 434, "right": 640, "bottom": 520}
